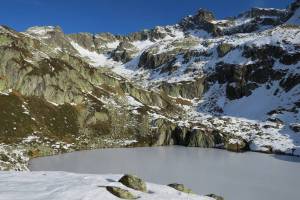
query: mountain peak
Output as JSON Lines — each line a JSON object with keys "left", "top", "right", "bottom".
{"left": 26, "top": 26, "right": 63, "bottom": 36}
{"left": 194, "top": 8, "right": 215, "bottom": 22}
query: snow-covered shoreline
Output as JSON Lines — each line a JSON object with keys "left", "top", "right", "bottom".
{"left": 0, "top": 171, "right": 214, "bottom": 200}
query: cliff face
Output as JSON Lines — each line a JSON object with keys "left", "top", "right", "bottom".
{"left": 0, "top": 1, "right": 300, "bottom": 170}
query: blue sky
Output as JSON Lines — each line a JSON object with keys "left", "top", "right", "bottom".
{"left": 1, "top": 0, "right": 294, "bottom": 35}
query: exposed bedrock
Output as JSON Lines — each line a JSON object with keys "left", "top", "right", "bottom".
{"left": 158, "top": 77, "right": 205, "bottom": 99}
{"left": 150, "top": 120, "right": 224, "bottom": 148}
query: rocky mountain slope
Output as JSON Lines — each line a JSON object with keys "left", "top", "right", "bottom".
{"left": 0, "top": 0, "right": 300, "bottom": 170}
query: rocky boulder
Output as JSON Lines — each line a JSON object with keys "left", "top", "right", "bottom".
{"left": 119, "top": 174, "right": 147, "bottom": 192}
{"left": 168, "top": 183, "right": 194, "bottom": 194}
{"left": 106, "top": 186, "right": 137, "bottom": 199}
{"left": 0, "top": 153, "right": 9, "bottom": 162}
{"left": 206, "top": 193, "right": 224, "bottom": 200}
{"left": 225, "top": 138, "right": 248, "bottom": 152}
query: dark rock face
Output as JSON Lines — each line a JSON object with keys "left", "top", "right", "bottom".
{"left": 210, "top": 62, "right": 259, "bottom": 100}
{"left": 29, "top": 26, "right": 77, "bottom": 53}
{"left": 280, "top": 74, "right": 300, "bottom": 92}
{"left": 111, "top": 42, "right": 137, "bottom": 63}
{"left": 119, "top": 174, "right": 147, "bottom": 192}
{"left": 243, "top": 44, "right": 300, "bottom": 66}
{"left": 149, "top": 120, "right": 224, "bottom": 148}
{"left": 284, "top": 0, "right": 300, "bottom": 22}
{"left": 226, "top": 82, "right": 258, "bottom": 100}
{"left": 206, "top": 44, "right": 293, "bottom": 100}
{"left": 0, "top": 153, "right": 9, "bottom": 162}
{"left": 172, "top": 126, "right": 223, "bottom": 148}
{"left": 224, "top": 20, "right": 259, "bottom": 35}
{"left": 183, "top": 49, "right": 212, "bottom": 60}
{"left": 185, "top": 128, "right": 216, "bottom": 147}
{"left": 138, "top": 51, "right": 176, "bottom": 69}
{"left": 247, "top": 8, "right": 287, "bottom": 19}
{"left": 280, "top": 52, "right": 300, "bottom": 65}
{"left": 194, "top": 9, "right": 215, "bottom": 22}
{"left": 217, "top": 43, "right": 234, "bottom": 57}
{"left": 68, "top": 33, "right": 96, "bottom": 51}
{"left": 243, "top": 45, "right": 285, "bottom": 60}
{"left": 290, "top": 123, "right": 300, "bottom": 132}
{"left": 179, "top": 9, "right": 222, "bottom": 36}
{"left": 159, "top": 78, "right": 205, "bottom": 99}
{"left": 120, "top": 27, "right": 167, "bottom": 42}
{"left": 225, "top": 7, "right": 287, "bottom": 35}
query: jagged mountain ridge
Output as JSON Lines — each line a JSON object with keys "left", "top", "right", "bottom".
{"left": 0, "top": 0, "right": 300, "bottom": 170}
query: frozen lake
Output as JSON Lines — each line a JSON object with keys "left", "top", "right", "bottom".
{"left": 29, "top": 146, "right": 300, "bottom": 200}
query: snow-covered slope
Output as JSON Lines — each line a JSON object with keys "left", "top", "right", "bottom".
{"left": 53, "top": 17, "right": 300, "bottom": 155}
{"left": 0, "top": 171, "right": 213, "bottom": 200}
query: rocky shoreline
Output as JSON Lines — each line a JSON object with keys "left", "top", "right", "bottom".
{"left": 1, "top": 131, "right": 298, "bottom": 171}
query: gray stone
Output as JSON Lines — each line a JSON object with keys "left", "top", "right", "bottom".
{"left": 168, "top": 183, "right": 194, "bottom": 194}
{"left": 119, "top": 174, "right": 147, "bottom": 192}
{"left": 206, "top": 193, "right": 224, "bottom": 200}
{"left": 106, "top": 186, "right": 137, "bottom": 199}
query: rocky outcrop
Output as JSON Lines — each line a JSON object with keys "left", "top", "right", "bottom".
{"left": 68, "top": 33, "right": 96, "bottom": 51}
{"left": 119, "top": 174, "right": 147, "bottom": 192}
{"left": 185, "top": 128, "right": 217, "bottom": 148}
{"left": 122, "top": 27, "right": 167, "bottom": 42}
{"left": 151, "top": 123, "right": 224, "bottom": 148}
{"left": 159, "top": 78, "right": 205, "bottom": 99}
{"left": 209, "top": 55, "right": 286, "bottom": 100}
{"left": 279, "top": 74, "right": 300, "bottom": 92}
{"left": 224, "top": 7, "right": 288, "bottom": 35}
{"left": 138, "top": 50, "right": 176, "bottom": 69}
{"left": 246, "top": 8, "right": 287, "bottom": 19}
{"left": 111, "top": 42, "right": 138, "bottom": 63}
{"left": 179, "top": 9, "right": 222, "bottom": 36}
{"left": 217, "top": 43, "right": 234, "bottom": 57}
{"left": 284, "top": 0, "right": 300, "bottom": 22}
